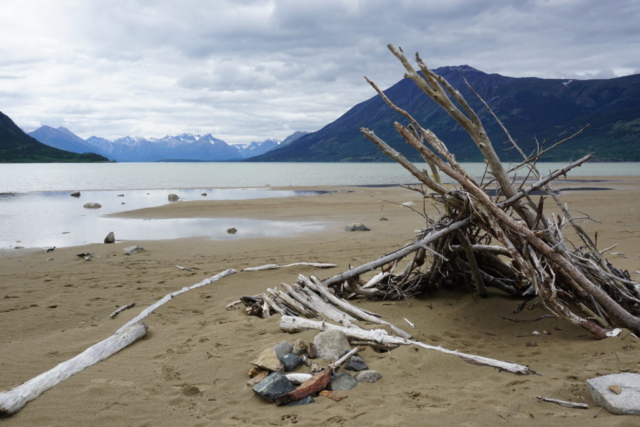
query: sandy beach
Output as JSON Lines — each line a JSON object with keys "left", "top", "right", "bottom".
{"left": 1, "top": 177, "right": 640, "bottom": 426}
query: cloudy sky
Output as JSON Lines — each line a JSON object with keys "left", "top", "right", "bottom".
{"left": 1, "top": 0, "right": 638, "bottom": 144}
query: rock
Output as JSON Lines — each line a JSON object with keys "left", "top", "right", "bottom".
{"left": 168, "top": 193, "right": 179, "bottom": 201}
{"left": 284, "top": 396, "right": 315, "bottom": 406}
{"left": 354, "top": 370, "right": 383, "bottom": 383}
{"left": 380, "top": 217, "right": 388, "bottom": 221}
{"left": 273, "top": 341, "right": 293, "bottom": 361}
{"left": 70, "top": 191, "right": 81, "bottom": 197}
{"left": 253, "top": 372, "right": 295, "bottom": 402}
{"left": 201, "top": 193, "right": 207, "bottom": 196}
{"left": 117, "top": 194, "right": 124, "bottom": 197}
{"left": 227, "top": 228, "right": 237, "bottom": 234}
{"left": 313, "top": 330, "right": 351, "bottom": 361}
{"left": 292, "top": 339, "right": 307, "bottom": 356}
{"left": 345, "top": 223, "right": 370, "bottom": 232}
{"left": 609, "top": 385, "right": 622, "bottom": 395}
{"left": 345, "top": 355, "right": 368, "bottom": 372}
{"left": 281, "top": 354, "right": 303, "bottom": 372}
{"left": 83, "top": 202, "right": 102, "bottom": 209}
{"left": 250, "top": 348, "right": 284, "bottom": 372}
{"left": 246, "top": 371, "right": 269, "bottom": 387}
{"left": 587, "top": 373, "right": 640, "bottom": 415}
{"left": 307, "top": 342, "right": 317, "bottom": 358}
{"left": 104, "top": 231, "right": 115, "bottom": 244}
{"left": 329, "top": 372, "right": 358, "bottom": 391}
{"left": 123, "top": 245, "right": 146, "bottom": 255}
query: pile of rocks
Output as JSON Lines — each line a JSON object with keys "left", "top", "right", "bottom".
{"left": 248, "top": 330, "right": 382, "bottom": 406}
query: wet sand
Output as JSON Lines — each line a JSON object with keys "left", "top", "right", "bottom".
{"left": 1, "top": 176, "right": 639, "bottom": 426}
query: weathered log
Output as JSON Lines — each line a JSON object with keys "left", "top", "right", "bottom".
{"left": 243, "top": 262, "right": 337, "bottom": 272}
{"left": 0, "top": 323, "right": 147, "bottom": 416}
{"left": 536, "top": 396, "right": 589, "bottom": 409}
{"left": 280, "top": 316, "right": 534, "bottom": 375}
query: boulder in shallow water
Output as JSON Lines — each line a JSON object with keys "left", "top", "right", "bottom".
{"left": 227, "top": 228, "right": 238, "bottom": 234}
{"left": 168, "top": 193, "right": 179, "bottom": 201}
{"left": 83, "top": 202, "right": 101, "bottom": 209}
{"left": 70, "top": 191, "right": 81, "bottom": 197}
{"left": 345, "top": 223, "right": 370, "bottom": 232}
{"left": 104, "top": 232, "right": 115, "bottom": 244}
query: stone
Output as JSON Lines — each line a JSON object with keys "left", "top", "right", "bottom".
{"left": 253, "top": 372, "right": 295, "bottom": 402}
{"left": 117, "top": 194, "right": 124, "bottom": 197}
{"left": 227, "top": 228, "right": 237, "bottom": 234}
{"left": 292, "top": 339, "right": 307, "bottom": 355}
{"left": 273, "top": 341, "right": 293, "bottom": 361}
{"left": 168, "top": 193, "right": 179, "bottom": 201}
{"left": 345, "top": 355, "right": 368, "bottom": 372}
{"left": 329, "top": 372, "right": 358, "bottom": 391}
{"left": 587, "top": 373, "right": 640, "bottom": 415}
{"left": 201, "top": 193, "right": 207, "bottom": 196}
{"left": 354, "top": 370, "right": 383, "bottom": 383}
{"left": 246, "top": 371, "right": 269, "bottom": 387}
{"left": 281, "top": 354, "right": 303, "bottom": 372}
{"left": 313, "top": 330, "right": 351, "bottom": 361}
{"left": 83, "top": 202, "right": 101, "bottom": 209}
{"left": 123, "top": 245, "right": 146, "bottom": 255}
{"left": 345, "top": 223, "right": 370, "bottom": 232}
{"left": 70, "top": 191, "right": 81, "bottom": 197}
{"left": 250, "top": 348, "right": 284, "bottom": 372}
{"left": 104, "top": 231, "right": 115, "bottom": 244}
{"left": 379, "top": 217, "right": 388, "bottom": 221}
{"left": 307, "top": 342, "right": 317, "bottom": 358}
{"left": 284, "top": 396, "right": 315, "bottom": 406}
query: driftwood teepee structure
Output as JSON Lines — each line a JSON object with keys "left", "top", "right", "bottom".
{"left": 242, "top": 44, "right": 640, "bottom": 343}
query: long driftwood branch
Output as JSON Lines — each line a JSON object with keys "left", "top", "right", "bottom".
{"left": 280, "top": 316, "right": 534, "bottom": 375}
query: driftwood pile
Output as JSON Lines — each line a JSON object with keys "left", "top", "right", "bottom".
{"left": 241, "top": 44, "right": 640, "bottom": 345}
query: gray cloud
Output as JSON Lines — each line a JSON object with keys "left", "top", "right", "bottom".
{"left": 0, "top": 0, "right": 638, "bottom": 143}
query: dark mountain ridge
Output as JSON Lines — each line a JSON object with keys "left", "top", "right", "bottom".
{"left": 252, "top": 66, "right": 640, "bottom": 162}
{"left": 0, "top": 112, "right": 108, "bottom": 163}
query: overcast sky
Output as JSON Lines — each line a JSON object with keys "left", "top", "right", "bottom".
{"left": 1, "top": 0, "right": 638, "bottom": 144}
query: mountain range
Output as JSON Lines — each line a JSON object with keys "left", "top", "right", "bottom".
{"left": 0, "top": 112, "right": 108, "bottom": 163}
{"left": 27, "top": 127, "right": 309, "bottom": 162}
{"left": 252, "top": 65, "right": 640, "bottom": 162}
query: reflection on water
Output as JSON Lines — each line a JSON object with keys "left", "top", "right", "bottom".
{"left": 0, "top": 188, "right": 326, "bottom": 249}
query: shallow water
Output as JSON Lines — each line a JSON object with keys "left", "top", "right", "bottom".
{"left": 0, "top": 188, "right": 325, "bottom": 249}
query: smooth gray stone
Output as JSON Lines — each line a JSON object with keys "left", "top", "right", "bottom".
{"left": 253, "top": 372, "right": 295, "bottom": 402}
{"left": 284, "top": 396, "right": 315, "bottom": 406}
{"left": 292, "top": 339, "right": 307, "bottom": 355}
{"left": 274, "top": 341, "right": 293, "bottom": 361}
{"left": 354, "top": 370, "right": 383, "bottom": 383}
{"left": 345, "top": 355, "right": 368, "bottom": 372}
{"left": 70, "top": 191, "right": 81, "bottom": 197}
{"left": 345, "top": 223, "right": 370, "bottom": 232}
{"left": 83, "top": 202, "right": 101, "bottom": 209}
{"left": 313, "top": 330, "right": 351, "bottom": 361}
{"left": 330, "top": 372, "right": 358, "bottom": 391}
{"left": 281, "top": 353, "right": 302, "bottom": 372}
{"left": 587, "top": 373, "right": 640, "bottom": 415}
{"left": 168, "top": 193, "right": 179, "bottom": 201}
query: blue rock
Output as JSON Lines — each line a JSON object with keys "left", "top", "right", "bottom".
{"left": 330, "top": 372, "right": 358, "bottom": 391}
{"left": 345, "top": 355, "right": 368, "bottom": 372}
{"left": 281, "top": 353, "right": 303, "bottom": 372}
{"left": 253, "top": 372, "right": 295, "bottom": 402}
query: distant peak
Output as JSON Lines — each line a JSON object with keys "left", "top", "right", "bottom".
{"left": 435, "top": 64, "right": 481, "bottom": 73}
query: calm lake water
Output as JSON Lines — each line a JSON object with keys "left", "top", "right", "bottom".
{"left": 1, "top": 162, "right": 637, "bottom": 250}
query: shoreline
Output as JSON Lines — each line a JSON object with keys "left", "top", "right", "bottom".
{"left": 1, "top": 180, "right": 639, "bottom": 426}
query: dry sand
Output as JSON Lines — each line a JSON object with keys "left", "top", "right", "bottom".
{"left": 1, "top": 177, "right": 640, "bottom": 426}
